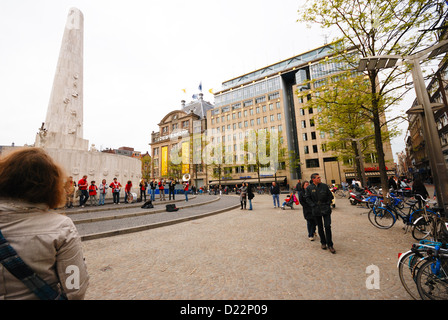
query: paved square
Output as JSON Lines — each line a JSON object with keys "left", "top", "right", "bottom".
{"left": 81, "top": 194, "right": 414, "bottom": 300}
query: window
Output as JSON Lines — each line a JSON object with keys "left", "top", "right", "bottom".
{"left": 256, "top": 107, "right": 260, "bottom": 114}
{"left": 306, "top": 158, "right": 320, "bottom": 168}
{"left": 262, "top": 105, "right": 267, "bottom": 112}
{"left": 277, "top": 113, "right": 281, "bottom": 120}
{"left": 263, "top": 116, "right": 267, "bottom": 123}
{"left": 304, "top": 146, "right": 309, "bottom": 154}
{"left": 270, "top": 115, "right": 275, "bottom": 122}
{"left": 301, "top": 120, "right": 306, "bottom": 128}
{"left": 311, "top": 132, "right": 316, "bottom": 140}
{"left": 313, "top": 145, "right": 318, "bottom": 153}
{"left": 303, "top": 133, "right": 308, "bottom": 141}
{"left": 255, "top": 96, "right": 266, "bottom": 104}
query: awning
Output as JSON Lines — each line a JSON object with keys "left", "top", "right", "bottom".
{"left": 345, "top": 170, "right": 396, "bottom": 178}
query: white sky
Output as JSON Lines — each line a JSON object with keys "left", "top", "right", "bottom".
{"left": 0, "top": 0, "right": 410, "bottom": 160}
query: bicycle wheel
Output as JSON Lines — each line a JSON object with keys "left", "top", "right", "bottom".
{"left": 415, "top": 258, "right": 448, "bottom": 300}
{"left": 374, "top": 208, "right": 396, "bottom": 229}
{"left": 367, "top": 207, "right": 384, "bottom": 228}
{"left": 412, "top": 217, "right": 433, "bottom": 241}
{"left": 398, "top": 250, "right": 426, "bottom": 300}
{"left": 335, "top": 190, "right": 345, "bottom": 198}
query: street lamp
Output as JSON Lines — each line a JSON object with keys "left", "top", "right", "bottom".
{"left": 357, "top": 40, "right": 448, "bottom": 215}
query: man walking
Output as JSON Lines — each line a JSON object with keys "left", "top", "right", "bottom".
{"left": 305, "top": 173, "right": 335, "bottom": 254}
{"left": 270, "top": 181, "right": 280, "bottom": 208}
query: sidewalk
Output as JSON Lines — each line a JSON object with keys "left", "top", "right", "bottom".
{"left": 81, "top": 194, "right": 414, "bottom": 300}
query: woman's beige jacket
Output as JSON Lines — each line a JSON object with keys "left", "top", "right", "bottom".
{"left": 0, "top": 199, "right": 89, "bottom": 299}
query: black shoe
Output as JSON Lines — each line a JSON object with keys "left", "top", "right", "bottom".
{"left": 328, "top": 247, "right": 336, "bottom": 254}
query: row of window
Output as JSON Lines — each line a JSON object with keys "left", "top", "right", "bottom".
{"left": 211, "top": 115, "right": 282, "bottom": 134}
{"left": 304, "top": 152, "right": 379, "bottom": 169}
{"left": 212, "top": 102, "right": 282, "bottom": 121}
{"left": 162, "top": 120, "right": 190, "bottom": 134}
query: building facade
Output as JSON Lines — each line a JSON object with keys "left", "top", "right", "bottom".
{"left": 405, "top": 16, "right": 448, "bottom": 181}
{"left": 150, "top": 94, "right": 213, "bottom": 189}
{"left": 210, "top": 43, "right": 395, "bottom": 187}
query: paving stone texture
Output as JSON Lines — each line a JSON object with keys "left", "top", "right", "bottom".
{"left": 74, "top": 192, "right": 422, "bottom": 300}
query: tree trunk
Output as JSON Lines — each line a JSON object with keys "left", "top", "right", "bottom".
{"left": 370, "top": 73, "right": 389, "bottom": 201}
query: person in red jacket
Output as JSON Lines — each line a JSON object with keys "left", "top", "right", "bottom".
{"left": 109, "top": 178, "right": 122, "bottom": 204}
{"left": 88, "top": 181, "right": 98, "bottom": 206}
{"left": 124, "top": 180, "right": 132, "bottom": 203}
{"left": 78, "top": 175, "right": 89, "bottom": 207}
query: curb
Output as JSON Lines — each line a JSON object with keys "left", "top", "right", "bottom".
{"left": 80, "top": 201, "right": 240, "bottom": 241}
{"left": 72, "top": 196, "right": 220, "bottom": 224}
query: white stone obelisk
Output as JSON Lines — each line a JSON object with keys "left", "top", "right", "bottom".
{"left": 35, "top": 7, "right": 88, "bottom": 150}
{"left": 34, "top": 8, "right": 142, "bottom": 195}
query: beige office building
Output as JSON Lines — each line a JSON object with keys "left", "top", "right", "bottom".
{"left": 210, "top": 43, "right": 395, "bottom": 187}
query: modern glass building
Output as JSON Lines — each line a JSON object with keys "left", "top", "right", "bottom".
{"left": 209, "top": 42, "right": 395, "bottom": 187}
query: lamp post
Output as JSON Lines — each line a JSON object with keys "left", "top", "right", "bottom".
{"left": 357, "top": 40, "right": 448, "bottom": 215}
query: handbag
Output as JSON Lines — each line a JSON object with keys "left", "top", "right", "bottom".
{"left": 166, "top": 204, "right": 179, "bottom": 212}
{"left": 0, "top": 229, "right": 67, "bottom": 300}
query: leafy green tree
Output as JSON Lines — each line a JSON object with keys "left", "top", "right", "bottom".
{"left": 298, "top": 0, "right": 445, "bottom": 196}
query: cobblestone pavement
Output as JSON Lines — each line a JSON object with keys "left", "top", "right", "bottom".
{"left": 78, "top": 193, "right": 421, "bottom": 300}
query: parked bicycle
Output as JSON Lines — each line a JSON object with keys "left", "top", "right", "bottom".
{"left": 398, "top": 240, "right": 448, "bottom": 300}
{"left": 368, "top": 194, "right": 440, "bottom": 241}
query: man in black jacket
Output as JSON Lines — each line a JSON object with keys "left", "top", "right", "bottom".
{"left": 305, "top": 173, "right": 335, "bottom": 254}
{"left": 270, "top": 182, "right": 280, "bottom": 208}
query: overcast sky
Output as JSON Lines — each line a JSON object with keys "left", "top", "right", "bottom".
{"left": 0, "top": 0, "right": 410, "bottom": 160}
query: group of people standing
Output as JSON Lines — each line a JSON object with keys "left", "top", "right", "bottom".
{"left": 64, "top": 176, "right": 195, "bottom": 208}
{"left": 238, "top": 183, "right": 255, "bottom": 210}
{"left": 64, "top": 176, "right": 148, "bottom": 208}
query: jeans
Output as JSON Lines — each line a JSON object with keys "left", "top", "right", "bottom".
{"left": 140, "top": 189, "right": 146, "bottom": 202}
{"left": 272, "top": 194, "right": 279, "bottom": 207}
{"left": 150, "top": 189, "right": 155, "bottom": 201}
{"left": 185, "top": 190, "right": 189, "bottom": 201}
{"left": 79, "top": 189, "right": 89, "bottom": 206}
{"left": 248, "top": 199, "right": 253, "bottom": 210}
{"left": 113, "top": 191, "right": 120, "bottom": 204}
{"left": 169, "top": 189, "right": 175, "bottom": 200}
{"left": 89, "top": 195, "right": 98, "bottom": 206}
{"left": 99, "top": 193, "right": 106, "bottom": 205}
{"left": 306, "top": 218, "right": 316, "bottom": 238}
{"left": 315, "top": 214, "right": 333, "bottom": 247}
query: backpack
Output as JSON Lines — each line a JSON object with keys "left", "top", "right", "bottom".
{"left": 141, "top": 200, "right": 154, "bottom": 209}
{"left": 166, "top": 204, "right": 179, "bottom": 212}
